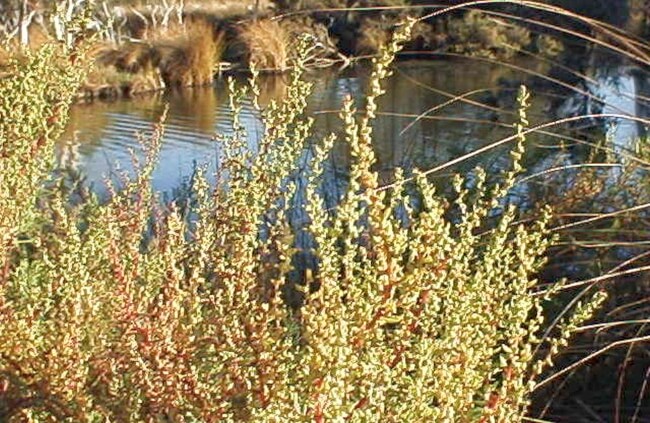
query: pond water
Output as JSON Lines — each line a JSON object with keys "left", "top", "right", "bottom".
{"left": 60, "top": 57, "right": 650, "bottom": 206}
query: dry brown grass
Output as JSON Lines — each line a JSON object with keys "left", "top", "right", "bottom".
{"left": 159, "top": 22, "right": 225, "bottom": 87}
{"left": 239, "top": 18, "right": 290, "bottom": 71}
{"left": 0, "top": 44, "right": 11, "bottom": 70}
{"left": 87, "top": 39, "right": 164, "bottom": 97}
{"left": 82, "top": 64, "right": 165, "bottom": 100}
{"left": 93, "top": 19, "right": 224, "bottom": 90}
{"left": 97, "top": 42, "right": 161, "bottom": 73}
{"left": 0, "top": 24, "right": 53, "bottom": 69}
{"left": 280, "top": 16, "right": 341, "bottom": 66}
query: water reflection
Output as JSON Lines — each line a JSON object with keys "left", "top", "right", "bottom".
{"left": 61, "top": 58, "right": 648, "bottom": 203}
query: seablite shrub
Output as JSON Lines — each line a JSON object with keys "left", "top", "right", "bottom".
{"left": 0, "top": 19, "right": 605, "bottom": 422}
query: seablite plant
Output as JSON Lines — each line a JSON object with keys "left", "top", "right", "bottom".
{"left": 0, "top": 17, "right": 605, "bottom": 422}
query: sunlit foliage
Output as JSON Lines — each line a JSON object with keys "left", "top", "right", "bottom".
{"left": 0, "top": 18, "right": 605, "bottom": 422}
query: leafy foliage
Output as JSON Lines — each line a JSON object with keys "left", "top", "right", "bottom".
{"left": 0, "top": 18, "right": 605, "bottom": 422}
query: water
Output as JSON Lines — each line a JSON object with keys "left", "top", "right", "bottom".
{"left": 60, "top": 58, "right": 649, "bottom": 204}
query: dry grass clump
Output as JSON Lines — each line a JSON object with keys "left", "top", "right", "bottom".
{"left": 0, "top": 19, "right": 609, "bottom": 421}
{"left": 0, "top": 43, "right": 13, "bottom": 70}
{"left": 0, "top": 24, "right": 55, "bottom": 70}
{"left": 354, "top": 14, "right": 433, "bottom": 57}
{"left": 281, "top": 16, "right": 342, "bottom": 66}
{"left": 96, "top": 42, "right": 161, "bottom": 73}
{"left": 237, "top": 16, "right": 339, "bottom": 72}
{"left": 239, "top": 18, "right": 290, "bottom": 71}
{"left": 82, "top": 39, "right": 166, "bottom": 98}
{"left": 82, "top": 64, "right": 164, "bottom": 100}
{"left": 3, "top": 22, "right": 53, "bottom": 49}
{"left": 159, "top": 22, "right": 225, "bottom": 87}
{"left": 91, "top": 20, "right": 225, "bottom": 91}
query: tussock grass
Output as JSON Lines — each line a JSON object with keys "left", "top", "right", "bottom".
{"left": 159, "top": 22, "right": 225, "bottom": 87}
{"left": 235, "top": 16, "right": 337, "bottom": 72}
{"left": 0, "top": 43, "right": 12, "bottom": 70}
{"left": 96, "top": 42, "right": 160, "bottom": 73}
{"left": 90, "top": 20, "right": 225, "bottom": 91}
{"left": 82, "top": 64, "right": 164, "bottom": 100}
{"left": 239, "top": 18, "right": 290, "bottom": 71}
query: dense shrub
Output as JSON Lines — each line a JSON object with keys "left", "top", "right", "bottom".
{"left": 0, "top": 19, "right": 605, "bottom": 421}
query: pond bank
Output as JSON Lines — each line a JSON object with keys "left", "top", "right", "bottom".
{"left": 9, "top": 1, "right": 647, "bottom": 102}
{"left": 83, "top": 4, "right": 567, "bottom": 100}
{"left": 83, "top": 3, "right": 650, "bottom": 102}
{"left": 4, "top": 1, "right": 571, "bottom": 101}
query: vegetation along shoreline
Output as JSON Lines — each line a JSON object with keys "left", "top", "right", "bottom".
{"left": 0, "top": 0, "right": 599, "bottom": 101}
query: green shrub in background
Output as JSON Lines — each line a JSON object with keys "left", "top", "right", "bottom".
{"left": 0, "top": 18, "right": 605, "bottom": 422}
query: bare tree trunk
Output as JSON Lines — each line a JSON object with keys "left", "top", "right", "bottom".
{"left": 19, "top": 0, "right": 33, "bottom": 46}
{"left": 18, "top": 0, "right": 25, "bottom": 43}
{"left": 253, "top": 0, "right": 261, "bottom": 21}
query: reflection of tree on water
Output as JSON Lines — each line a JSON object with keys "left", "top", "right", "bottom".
{"left": 163, "top": 87, "right": 221, "bottom": 134}
{"left": 309, "top": 60, "right": 540, "bottom": 187}
{"left": 284, "top": 60, "right": 574, "bottom": 298}
{"left": 634, "top": 69, "right": 650, "bottom": 138}
{"left": 256, "top": 74, "right": 289, "bottom": 108}
{"left": 62, "top": 57, "right": 643, "bottom": 210}
{"left": 62, "top": 57, "right": 583, "bottom": 214}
